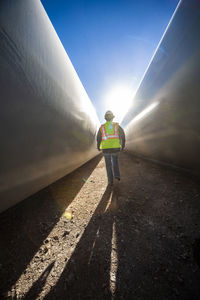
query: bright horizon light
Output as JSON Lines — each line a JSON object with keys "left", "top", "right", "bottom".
{"left": 104, "top": 85, "right": 135, "bottom": 123}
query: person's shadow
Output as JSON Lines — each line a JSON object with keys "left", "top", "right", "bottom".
{"left": 23, "top": 262, "right": 55, "bottom": 300}
{"left": 44, "top": 185, "right": 114, "bottom": 300}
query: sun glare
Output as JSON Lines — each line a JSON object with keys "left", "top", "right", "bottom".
{"left": 104, "top": 86, "right": 134, "bottom": 123}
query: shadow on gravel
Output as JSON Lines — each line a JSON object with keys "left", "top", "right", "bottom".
{"left": 23, "top": 262, "right": 55, "bottom": 300}
{"left": 113, "top": 152, "right": 200, "bottom": 300}
{"left": 42, "top": 152, "right": 200, "bottom": 300}
{"left": 2, "top": 152, "right": 200, "bottom": 299}
{"left": 0, "top": 154, "right": 101, "bottom": 298}
{"left": 44, "top": 185, "right": 114, "bottom": 300}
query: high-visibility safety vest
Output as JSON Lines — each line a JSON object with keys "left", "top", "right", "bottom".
{"left": 100, "top": 121, "right": 121, "bottom": 149}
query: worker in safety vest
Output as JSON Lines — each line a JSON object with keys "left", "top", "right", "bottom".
{"left": 97, "top": 110, "right": 125, "bottom": 185}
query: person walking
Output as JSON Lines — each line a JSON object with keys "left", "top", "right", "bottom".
{"left": 97, "top": 110, "right": 125, "bottom": 185}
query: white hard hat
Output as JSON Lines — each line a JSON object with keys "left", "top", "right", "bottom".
{"left": 104, "top": 110, "right": 115, "bottom": 119}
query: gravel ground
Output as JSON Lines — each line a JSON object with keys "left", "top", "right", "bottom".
{"left": 0, "top": 152, "right": 200, "bottom": 300}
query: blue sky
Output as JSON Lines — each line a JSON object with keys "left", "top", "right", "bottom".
{"left": 41, "top": 0, "right": 179, "bottom": 123}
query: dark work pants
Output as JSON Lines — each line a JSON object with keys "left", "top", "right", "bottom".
{"left": 103, "top": 153, "right": 120, "bottom": 184}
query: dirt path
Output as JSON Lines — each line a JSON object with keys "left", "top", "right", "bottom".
{"left": 0, "top": 152, "right": 200, "bottom": 299}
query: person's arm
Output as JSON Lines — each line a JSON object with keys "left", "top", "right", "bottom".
{"left": 118, "top": 125, "right": 125, "bottom": 150}
{"left": 97, "top": 127, "right": 102, "bottom": 151}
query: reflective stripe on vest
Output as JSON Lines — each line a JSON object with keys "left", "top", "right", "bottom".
{"left": 100, "top": 122, "right": 119, "bottom": 140}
